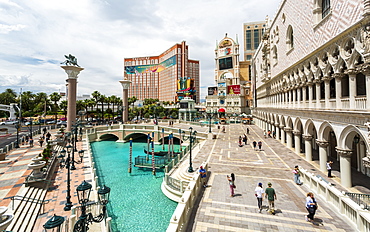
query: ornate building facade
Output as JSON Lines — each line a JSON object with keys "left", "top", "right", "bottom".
{"left": 252, "top": 0, "right": 370, "bottom": 188}
{"left": 206, "top": 35, "right": 252, "bottom": 115}
{"left": 124, "top": 41, "right": 200, "bottom": 103}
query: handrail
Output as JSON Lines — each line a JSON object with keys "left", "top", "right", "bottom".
{"left": 4, "top": 195, "right": 50, "bottom": 214}
{"left": 345, "top": 192, "right": 370, "bottom": 210}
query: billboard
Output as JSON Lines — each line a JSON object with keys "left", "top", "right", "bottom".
{"left": 208, "top": 87, "right": 218, "bottom": 95}
{"left": 124, "top": 55, "right": 176, "bottom": 74}
{"left": 227, "top": 85, "right": 240, "bottom": 94}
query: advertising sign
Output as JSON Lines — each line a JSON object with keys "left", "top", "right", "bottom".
{"left": 227, "top": 85, "right": 241, "bottom": 94}
{"left": 208, "top": 87, "right": 218, "bottom": 95}
{"left": 124, "top": 55, "right": 176, "bottom": 74}
{"left": 218, "top": 82, "right": 226, "bottom": 88}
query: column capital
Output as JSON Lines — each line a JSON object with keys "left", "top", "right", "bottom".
{"left": 316, "top": 140, "right": 329, "bottom": 148}
{"left": 335, "top": 148, "right": 353, "bottom": 158}
{"left": 61, "top": 65, "right": 84, "bottom": 79}
{"left": 357, "top": 63, "right": 370, "bottom": 74}
{"left": 293, "top": 130, "right": 301, "bottom": 136}
{"left": 363, "top": 156, "right": 370, "bottom": 168}
{"left": 279, "top": 125, "right": 285, "bottom": 129}
{"left": 332, "top": 73, "right": 345, "bottom": 79}
{"left": 274, "top": 123, "right": 279, "bottom": 127}
{"left": 119, "top": 79, "right": 132, "bottom": 89}
{"left": 302, "top": 134, "right": 312, "bottom": 141}
{"left": 345, "top": 68, "right": 357, "bottom": 76}
{"left": 284, "top": 127, "right": 292, "bottom": 133}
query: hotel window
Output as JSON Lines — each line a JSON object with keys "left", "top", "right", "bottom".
{"left": 219, "top": 57, "right": 233, "bottom": 70}
{"left": 253, "top": 29, "right": 260, "bottom": 49}
{"left": 286, "top": 25, "right": 294, "bottom": 51}
{"left": 322, "top": 0, "right": 330, "bottom": 18}
{"left": 246, "top": 30, "right": 252, "bottom": 50}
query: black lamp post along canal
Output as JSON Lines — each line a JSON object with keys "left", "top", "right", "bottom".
{"left": 182, "top": 127, "right": 197, "bottom": 173}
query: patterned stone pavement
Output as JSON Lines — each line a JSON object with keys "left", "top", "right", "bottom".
{"left": 187, "top": 124, "right": 363, "bottom": 232}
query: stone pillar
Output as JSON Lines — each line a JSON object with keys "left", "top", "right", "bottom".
{"left": 61, "top": 65, "right": 84, "bottom": 132}
{"left": 280, "top": 126, "right": 285, "bottom": 143}
{"left": 315, "top": 82, "right": 321, "bottom": 109}
{"left": 292, "top": 89, "right": 296, "bottom": 108}
{"left": 308, "top": 83, "right": 313, "bottom": 108}
{"left": 285, "top": 127, "right": 293, "bottom": 148}
{"left": 297, "top": 88, "right": 301, "bottom": 108}
{"left": 293, "top": 130, "right": 301, "bottom": 154}
{"left": 324, "top": 78, "right": 330, "bottom": 109}
{"left": 359, "top": 141, "right": 366, "bottom": 173}
{"left": 119, "top": 79, "right": 132, "bottom": 123}
{"left": 303, "top": 135, "right": 313, "bottom": 161}
{"left": 366, "top": 72, "right": 370, "bottom": 110}
{"left": 275, "top": 123, "right": 280, "bottom": 140}
{"left": 348, "top": 70, "right": 356, "bottom": 109}
{"left": 334, "top": 73, "right": 343, "bottom": 109}
{"left": 364, "top": 152, "right": 370, "bottom": 177}
{"left": 316, "top": 140, "right": 329, "bottom": 172}
{"left": 336, "top": 148, "right": 353, "bottom": 188}
{"left": 302, "top": 87, "right": 306, "bottom": 108}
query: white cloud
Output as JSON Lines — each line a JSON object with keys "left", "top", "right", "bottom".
{"left": 0, "top": 0, "right": 281, "bottom": 100}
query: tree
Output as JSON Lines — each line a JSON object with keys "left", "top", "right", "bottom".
{"left": 49, "top": 92, "right": 61, "bottom": 121}
{"left": 59, "top": 100, "right": 68, "bottom": 118}
{"left": 91, "top": 91, "right": 101, "bottom": 117}
{"left": 0, "top": 88, "right": 17, "bottom": 105}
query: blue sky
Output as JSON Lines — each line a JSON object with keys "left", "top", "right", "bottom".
{"left": 0, "top": 0, "right": 281, "bottom": 100}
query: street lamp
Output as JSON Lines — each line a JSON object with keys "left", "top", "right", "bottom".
{"left": 64, "top": 144, "right": 73, "bottom": 211}
{"left": 78, "top": 150, "right": 84, "bottom": 163}
{"left": 206, "top": 111, "right": 215, "bottom": 133}
{"left": 43, "top": 214, "right": 65, "bottom": 232}
{"left": 181, "top": 127, "right": 197, "bottom": 173}
{"left": 14, "top": 121, "right": 20, "bottom": 148}
{"left": 73, "top": 180, "right": 110, "bottom": 232}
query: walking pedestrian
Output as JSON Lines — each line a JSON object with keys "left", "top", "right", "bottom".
{"left": 247, "top": 127, "right": 250, "bottom": 134}
{"left": 43, "top": 127, "right": 47, "bottom": 135}
{"left": 25, "top": 135, "right": 29, "bottom": 145}
{"left": 265, "top": 182, "right": 277, "bottom": 214}
{"left": 253, "top": 141, "right": 257, "bottom": 150}
{"left": 29, "top": 137, "right": 34, "bottom": 147}
{"left": 272, "top": 131, "right": 276, "bottom": 139}
{"left": 327, "top": 161, "right": 333, "bottom": 178}
{"left": 39, "top": 137, "right": 44, "bottom": 147}
{"left": 258, "top": 141, "right": 262, "bottom": 151}
{"left": 199, "top": 166, "right": 207, "bottom": 187}
{"left": 243, "top": 134, "right": 248, "bottom": 145}
{"left": 268, "top": 130, "right": 272, "bottom": 138}
{"left": 238, "top": 136, "right": 243, "bottom": 147}
{"left": 222, "top": 126, "right": 226, "bottom": 133}
{"left": 263, "top": 130, "right": 267, "bottom": 138}
{"left": 305, "top": 192, "right": 318, "bottom": 222}
{"left": 255, "top": 183, "right": 264, "bottom": 213}
{"left": 227, "top": 173, "right": 236, "bottom": 197}
{"left": 293, "top": 165, "right": 303, "bottom": 185}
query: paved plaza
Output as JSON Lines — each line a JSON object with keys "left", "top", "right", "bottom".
{"left": 0, "top": 122, "right": 369, "bottom": 231}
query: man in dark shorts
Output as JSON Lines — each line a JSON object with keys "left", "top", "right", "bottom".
{"left": 199, "top": 166, "right": 207, "bottom": 187}
{"left": 265, "top": 182, "right": 277, "bottom": 214}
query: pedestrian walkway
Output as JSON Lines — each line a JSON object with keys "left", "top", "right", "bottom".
{"left": 187, "top": 124, "right": 366, "bottom": 231}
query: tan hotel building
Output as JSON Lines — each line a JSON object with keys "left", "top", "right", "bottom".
{"left": 124, "top": 41, "right": 200, "bottom": 103}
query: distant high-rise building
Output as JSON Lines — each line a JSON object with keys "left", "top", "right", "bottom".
{"left": 243, "top": 21, "right": 266, "bottom": 61}
{"left": 123, "top": 41, "right": 200, "bottom": 103}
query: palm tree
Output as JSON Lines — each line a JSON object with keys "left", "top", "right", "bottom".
{"left": 91, "top": 91, "right": 101, "bottom": 117}
{"left": 0, "top": 88, "right": 17, "bottom": 105}
{"left": 59, "top": 100, "right": 68, "bottom": 118}
{"left": 99, "top": 95, "right": 106, "bottom": 120}
{"left": 20, "top": 91, "right": 35, "bottom": 113}
{"left": 49, "top": 92, "right": 61, "bottom": 121}
{"left": 35, "top": 92, "right": 49, "bottom": 116}
{"left": 83, "top": 98, "right": 95, "bottom": 120}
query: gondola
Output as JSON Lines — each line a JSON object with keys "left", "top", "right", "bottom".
{"left": 143, "top": 148, "right": 180, "bottom": 156}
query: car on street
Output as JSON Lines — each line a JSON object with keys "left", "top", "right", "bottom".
{"left": 0, "top": 122, "right": 5, "bottom": 125}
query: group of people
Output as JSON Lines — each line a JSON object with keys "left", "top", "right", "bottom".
{"left": 252, "top": 140, "right": 263, "bottom": 151}
{"left": 38, "top": 128, "right": 51, "bottom": 147}
{"left": 238, "top": 134, "right": 248, "bottom": 147}
{"left": 263, "top": 130, "right": 276, "bottom": 139}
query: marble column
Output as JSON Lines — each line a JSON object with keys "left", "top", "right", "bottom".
{"left": 324, "top": 78, "right": 330, "bottom": 109}
{"left": 119, "top": 79, "right": 132, "bottom": 123}
{"left": 315, "top": 82, "right": 321, "bottom": 109}
{"left": 348, "top": 70, "right": 356, "bottom": 109}
{"left": 292, "top": 89, "right": 296, "bottom": 108}
{"left": 297, "top": 88, "right": 301, "bottom": 108}
{"left": 285, "top": 127, "right": 293, "bottom": 148}
{"left": 334, "top": 73, "right": 343, "bottom": 109}
{"left": 303, "top": 135, "right": 313, "bottom": 161}
{"left": 336, "top": 148, "right": 353, "bottom": 188}
{"left": 316, "top": 140, "right": 329, "bottom": 172}
{"left": 308, "top": 83, "right": 313, "bottom": 108}
{"left": 293, "top": 130, "right": 301, "bottom": 154}
{"left": 359, "top": 141, "right": 366, "bottom": 173}
{"left": 61, "top": 65, "right": 84, "bottom": 132}
{"left": 280, "top": 126, "right": 285, "bottom": 143}
{"left": 275, "top": 123, "right": 280, "bottom": 140}
{"left": 302, "top": 87, "right": 306, "bottom": 108}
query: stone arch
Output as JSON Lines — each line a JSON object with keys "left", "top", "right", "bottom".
{"left": 286, "top": 116, "right": 293, "bottom": 129}
{"left": 99, "top": 133, "right": 119, "bottom": 141}
{"left": 124, "top": 132, "right": 149, "bottom": 141}
{"left": 338, "top": 125, "right": 369, "bottom": 151}
{"left": 317, "top": 121, "right": 335, "bottom": 142}
{"left": 304, "top": 119, "right": 317, "bottom": 136}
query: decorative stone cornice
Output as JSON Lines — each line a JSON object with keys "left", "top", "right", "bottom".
{"left": 316, "top": 140, "right": 329, "bottom": 148}
{"left": 293, "top": 130, "right": 301, "bottom": 136}
{"left": 332, "top": 73, "right": 345, "bottom": 79}
{"left": 336, "top": 148, "right": 353, "bottom": 158}
{"left": 119, "top": 79, "right": 132, "bottom": 90}
{"left": 302, "top": 135, "right": 312, "bottom": 141}
{"left": 345, "top": 68, "right": 357, "bottom": 76}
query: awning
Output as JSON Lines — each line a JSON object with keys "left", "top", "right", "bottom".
{"left": 218, "top": 108, "right": 226, "bottom": 113}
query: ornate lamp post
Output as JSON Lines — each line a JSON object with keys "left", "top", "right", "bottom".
{"left": 78, "top": 150, "right": 85, "bottom": 163}
{"left": 14, "top": 121, "right": 20, "bottom": 148}
{"left": 119, "top": 79, "right": 131, "bottom": 123}
{"left": 29, "top": 118, "right": 33, "bottom": 139}
{"left": 73, "top": 180, "right": 110, "bottom": 232}
{"left": 64, "top": 144, "right": 73, "bottom": 211}
{"left": 181, "top": 127, "right": 197, "bottom": 173}
{"left": 43, "top": 214, "right": 65, "bottom": 232}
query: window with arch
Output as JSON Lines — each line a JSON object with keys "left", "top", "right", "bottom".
{"left": 322, "top": 0, "right": 331, "bottom": 18}
{"left": 286, "top": 25, "right": 294, "bottom": 51}
{"left": 356, "top": 73, "right": 366, "bottom": 96}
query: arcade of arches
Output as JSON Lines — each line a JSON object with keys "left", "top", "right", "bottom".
{"left": 253, "top": 112, "right": 370, "bottom": 188}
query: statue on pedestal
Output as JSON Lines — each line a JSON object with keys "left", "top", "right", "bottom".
{"left": 61, "top": 54, "right": 80, "bottom": 67}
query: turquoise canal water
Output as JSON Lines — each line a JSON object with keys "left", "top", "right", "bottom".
{"left": 91, "top": 141, "right": 178, "bottom": 232}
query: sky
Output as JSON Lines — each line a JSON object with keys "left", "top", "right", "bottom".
{"left": 0, "top": 0, "right": 281, "bottom": 101}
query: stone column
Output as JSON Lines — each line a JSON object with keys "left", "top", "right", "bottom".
{"left": 308, "top": 83, "right": 313, "bottom": 108}
{"left": 359, "top": 141, "right": 366, "bottom": 173}
{"left": 334, "top": 73, "right": 343, "bottom": 109}
{"left": 61, "top": 65, "right": 84, "bottom": 132}
{"left": 348, "top": 70, "right": 356, "bottom": 109}
{"left": 336, "top": 148, "right": 353, "bottom": 188}
{"left": 280, "top": 126, "right": 285, "bottom": 143}
{"left": 363, "top": 152, "right": 370, "bottom": 177}
{"left": 302, "top": 87, "right": 306, "bottom": 108}
{"left": 303, "top": 135, "right": 313, "bottom": 161}
{"left": 297, "top": 88, "right": 301, "bottom": 108}
{"left": 316, "top": 140, "right": 329, "bottom": 172}
{"left": 285, "top": 127, "right": 293, "bottom": 148}
{"left": 275, "top": 123, "right": 280, "bottom": 140}
{"left": 324, "top": 78, "right": 330, "bottom": 109}
{"left": 119, "top": 79, "right": 132, "bottom": 123}
{"left": 293, "top": 130, "right": 301, "bottom": 154}
{"left": 366, "top": 72, "right": 370, "bottom": 110}
{"left": 315, "top": 82, "right": 321, "bottom": 109}
{"left": 292, "top": 89, "right": 296, "bottom": 108}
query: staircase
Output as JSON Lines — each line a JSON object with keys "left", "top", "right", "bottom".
{"left": 6, "top": 186, "right": 48, "bottom": 232}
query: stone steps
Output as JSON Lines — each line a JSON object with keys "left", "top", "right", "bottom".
{"left": 6, "top": 186, "right": 47, "bottom": 232}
